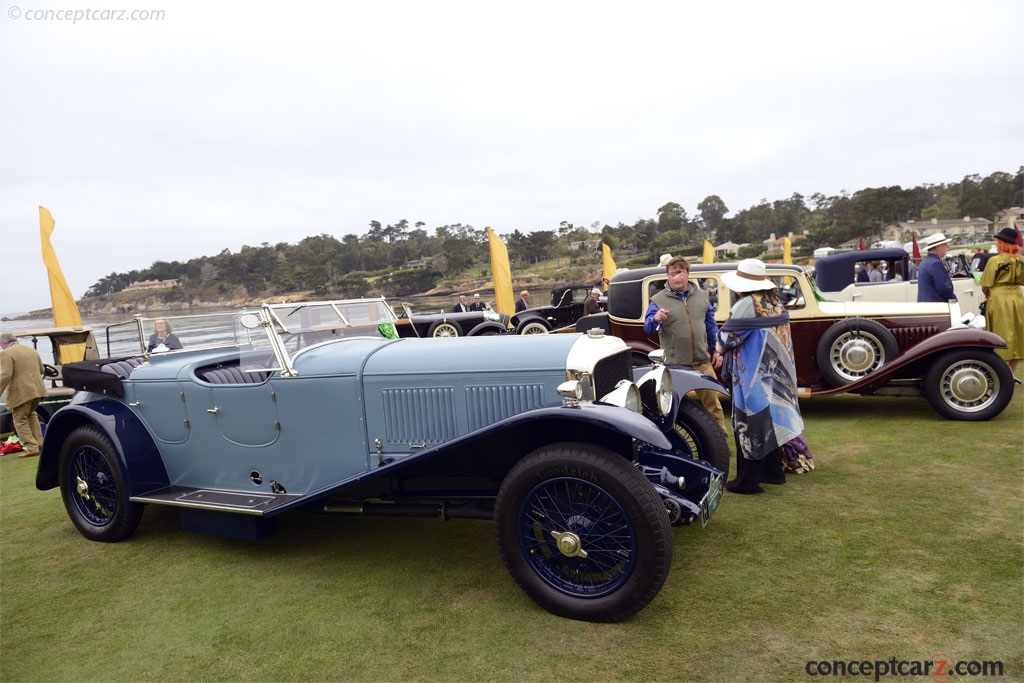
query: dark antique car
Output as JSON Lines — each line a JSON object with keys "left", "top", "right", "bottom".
{"left": 575, "top": 263, "right": 1016, "bottom": 421}
{"left": 814, "top": 248, "right": 981, "bottom": 316}
{"left": 37, "top": 300, "right": 727, "bottom": 622}
{"left": 511, "top": 285, "right": 603, "bottom": 335}
{"left": 397, "top": 302, "right": 510, "bottom": 337}
{"left": 0, "top": 326, "right": 101, "bottom": 435}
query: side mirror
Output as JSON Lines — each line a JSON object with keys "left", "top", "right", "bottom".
{"left": 239, "top": 313, "right": 262, "bottom": 330}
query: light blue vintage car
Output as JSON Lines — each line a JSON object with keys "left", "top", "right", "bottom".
{"left": 37, "top": 299, "right": 727, "bottom": 622}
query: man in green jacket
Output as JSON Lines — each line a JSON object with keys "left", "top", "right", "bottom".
{"left": 0, "top": 333, "right": 48, "bottom": 458}
{"left": 643, "top": 257, "right": 726, "bottom": 436}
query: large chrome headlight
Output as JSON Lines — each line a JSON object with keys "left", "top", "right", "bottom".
{"left": 600, "top": 380, "right": 641, "bottom": 413}
{"left": 636, "top": 364, "right": 674, "bottom": 416}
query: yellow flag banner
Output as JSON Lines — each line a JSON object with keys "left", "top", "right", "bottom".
{"left": 487, "top": 227, "right": 514, "bottom": 319}
{"left": 601, "top": 243, "right": 617, "bottom": 289}
{"left": 783, "top": 236, "right": 792, "bottom": 264}
{"left": 703, "top": 240, "right": 714, "bottom": 264}
{"left": 39, "top": 206, "right": 86, "bottom": 362}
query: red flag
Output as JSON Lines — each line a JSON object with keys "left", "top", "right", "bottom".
{"left": 911, "top": 234, "right": 921, "bottom": 259}
{"left": 858, "top": 237, "right": 865, "bottom": 250}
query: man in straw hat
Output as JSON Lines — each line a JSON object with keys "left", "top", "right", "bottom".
{"left": 717, "top": 259, "right": 804, "bottom": 493}
{"left": 917, "top": 233, "right": 955, "bottom": 303}
{"left": 644, "top": 256, "right": 727, "bottom": 436}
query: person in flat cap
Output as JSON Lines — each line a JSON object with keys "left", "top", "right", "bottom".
{"left": 716, "top": 260, "right": 804, "bottom": 494}
{"left": 0, "top": 332, "right": 48, "bottom": 458}
{"left": 980, "top": 227, "right": 1024, "bottom": 374}
{"left": 916, "top": 233, "right": 955, "bottom": 303}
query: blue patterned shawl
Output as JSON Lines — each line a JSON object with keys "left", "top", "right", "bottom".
{"left": 718, "top": 295, "right": 803, "bottom": 460}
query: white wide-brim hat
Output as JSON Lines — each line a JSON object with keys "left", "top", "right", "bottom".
{"left": 721, "top": 259, "right": 777, "bottom": 293}
{"left": 921, "top": 233, "right": 951, "bottom": 250}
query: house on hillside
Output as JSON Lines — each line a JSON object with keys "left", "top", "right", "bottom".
{"left": 714, "top": 241, "right": 746, "bottom": 258}
{"left": 125, "top": 279, "right": 178, "bottom": 291}
{"left": 993, "top": 207, "right": 1024, "bottom": 233}
{"left": 882, "top": 217, "right": 992, "bottom": 243}
{"left": 761, "top": 232, "right": 806, "bottom": 251}
{"left": 405, "top": 257, "right": 435, "bottom": 270}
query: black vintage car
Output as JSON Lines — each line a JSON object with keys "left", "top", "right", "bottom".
{"left": 511, "top": 285, "right": 603, "bottom": 335}
{"left": 396, "top": 303, "right": 511, "bottom": 337}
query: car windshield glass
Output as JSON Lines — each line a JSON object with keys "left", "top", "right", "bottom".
{"left": 267, "top": 299, "right": 397, "bottom": 332}
{"left": 127, "top": 312, "right": 267, "bottom": 356}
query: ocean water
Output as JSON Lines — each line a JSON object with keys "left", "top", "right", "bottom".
{"left": 0, "top": 293, "right": 495, "bottom": 365}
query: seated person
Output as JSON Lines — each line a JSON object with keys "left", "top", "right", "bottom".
{"left": 148, "top": 319, "right": 184, "bottom": 352}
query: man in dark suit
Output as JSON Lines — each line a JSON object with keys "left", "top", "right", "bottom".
{"left": 515, "top": 291, "right": 530, "bottom": 312}
{"left": 469, "top": 294, "right": 486, "bottom": 311}
{"left": 452, "top": 295, "right": 469, "bottom": 313}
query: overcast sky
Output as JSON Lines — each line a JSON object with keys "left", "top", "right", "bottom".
{"left": 2, "top": 0, "right": 1021, "bottom": 314}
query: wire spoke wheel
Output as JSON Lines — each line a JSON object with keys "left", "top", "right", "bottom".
{"left": 59, "top": 426, "right": 143, "bottom": 542}
{"left": 494, "top": 444, "right": 672, "bottom": 622}
{"left": 518, "top": 477, "right": 635, "bottom": 597}
{"left": 924, "top": 349, "right": 1013, "bottom": 420}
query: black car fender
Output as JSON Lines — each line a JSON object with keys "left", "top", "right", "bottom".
{"left": 36, "top": 399, "right": 170, "bottom": 496}
{"left": 466, "top": 321, "right": 508, "bottom": 336}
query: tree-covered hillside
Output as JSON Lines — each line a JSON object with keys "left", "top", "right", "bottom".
{"left": 85, "top": 169, "right": 1023, "bottom": 303}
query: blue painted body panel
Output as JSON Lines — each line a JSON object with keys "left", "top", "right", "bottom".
{"left": 41, "top": 333, "right": 670, "bottom": 503}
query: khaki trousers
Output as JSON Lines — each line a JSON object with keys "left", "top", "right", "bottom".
{"left": 12, "top": 398, "right": 43, "bottom": 452}
{"left": 691, "top": 360, "right": 728, "bottom": 437}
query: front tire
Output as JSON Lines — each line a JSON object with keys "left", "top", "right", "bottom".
{"left": 59, "top": 425, "right": 143, "bottom": 542}
{"left": 516, "top": 319, "right": 550, "bottom": 335}
{"left": 494, "top": 443, "right": 673, "bottom": 622}
{"left": 428, "top": 320, "right": 463, "bottom": 338}
{"left": 923, "top": 349, "right": 1014, "bottom": 421}
{"left": 670, "top": 398, "right": 730, "bottom": 478}
{"left": 816, "top": 318, "right": 899, "bottom": 386}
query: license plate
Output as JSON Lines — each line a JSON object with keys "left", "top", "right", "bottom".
{"left": 700, "top": 472, "right": 724, "bottom": 527}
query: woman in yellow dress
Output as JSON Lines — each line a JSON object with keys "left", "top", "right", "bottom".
{"left": 980, "top": 227, "right": 1024, "bottom": 374}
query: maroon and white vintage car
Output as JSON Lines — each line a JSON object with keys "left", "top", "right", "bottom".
{"left": 574, "top": 263, "right": 1016, "bottom": 421}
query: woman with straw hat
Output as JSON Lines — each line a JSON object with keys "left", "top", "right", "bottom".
{"left": 717, "top": 259, "right": 805, "bottom": 494}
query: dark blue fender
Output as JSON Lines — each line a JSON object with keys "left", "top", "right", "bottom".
{"left": 36, "top": 399, "right": 170, "bottom": 496}
{"left": 633, "top": 364, "right": 729, "bottom": 431}
{"left": 274, "top": 403, "right": 674, "bottom": 513}
{"left": 633, "top": 364, "right": 729, "bottom": 396}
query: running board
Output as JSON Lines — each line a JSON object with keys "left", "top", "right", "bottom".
{"left": 131, "top": 486, "right": 301, "bottom": 516}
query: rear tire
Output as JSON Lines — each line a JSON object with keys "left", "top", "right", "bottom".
{"left": 59, "top": 425, "right": 143, "bottom": 542}
{"left": 494, "top": 443, "right": 672, "bottom": 622}
{"left": 816, "top": 318, "right": 899, "bottom": 386}
{"left": 923, "top": 349, "right": 1014, "bottom": 421}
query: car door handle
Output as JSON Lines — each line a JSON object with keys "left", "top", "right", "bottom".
{"left": 128, "top": 401, "right": 140, "bottom": 407}
{"left": 207, "top": 407, "right": 219, "bottom": 414}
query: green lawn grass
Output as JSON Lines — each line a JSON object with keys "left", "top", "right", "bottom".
{"left": 2, "top": 383, "right": 1022, "bottom": 682}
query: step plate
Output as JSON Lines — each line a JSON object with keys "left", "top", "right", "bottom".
{"left": 131, "top": 486, "right": 300, "bottom": 515}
